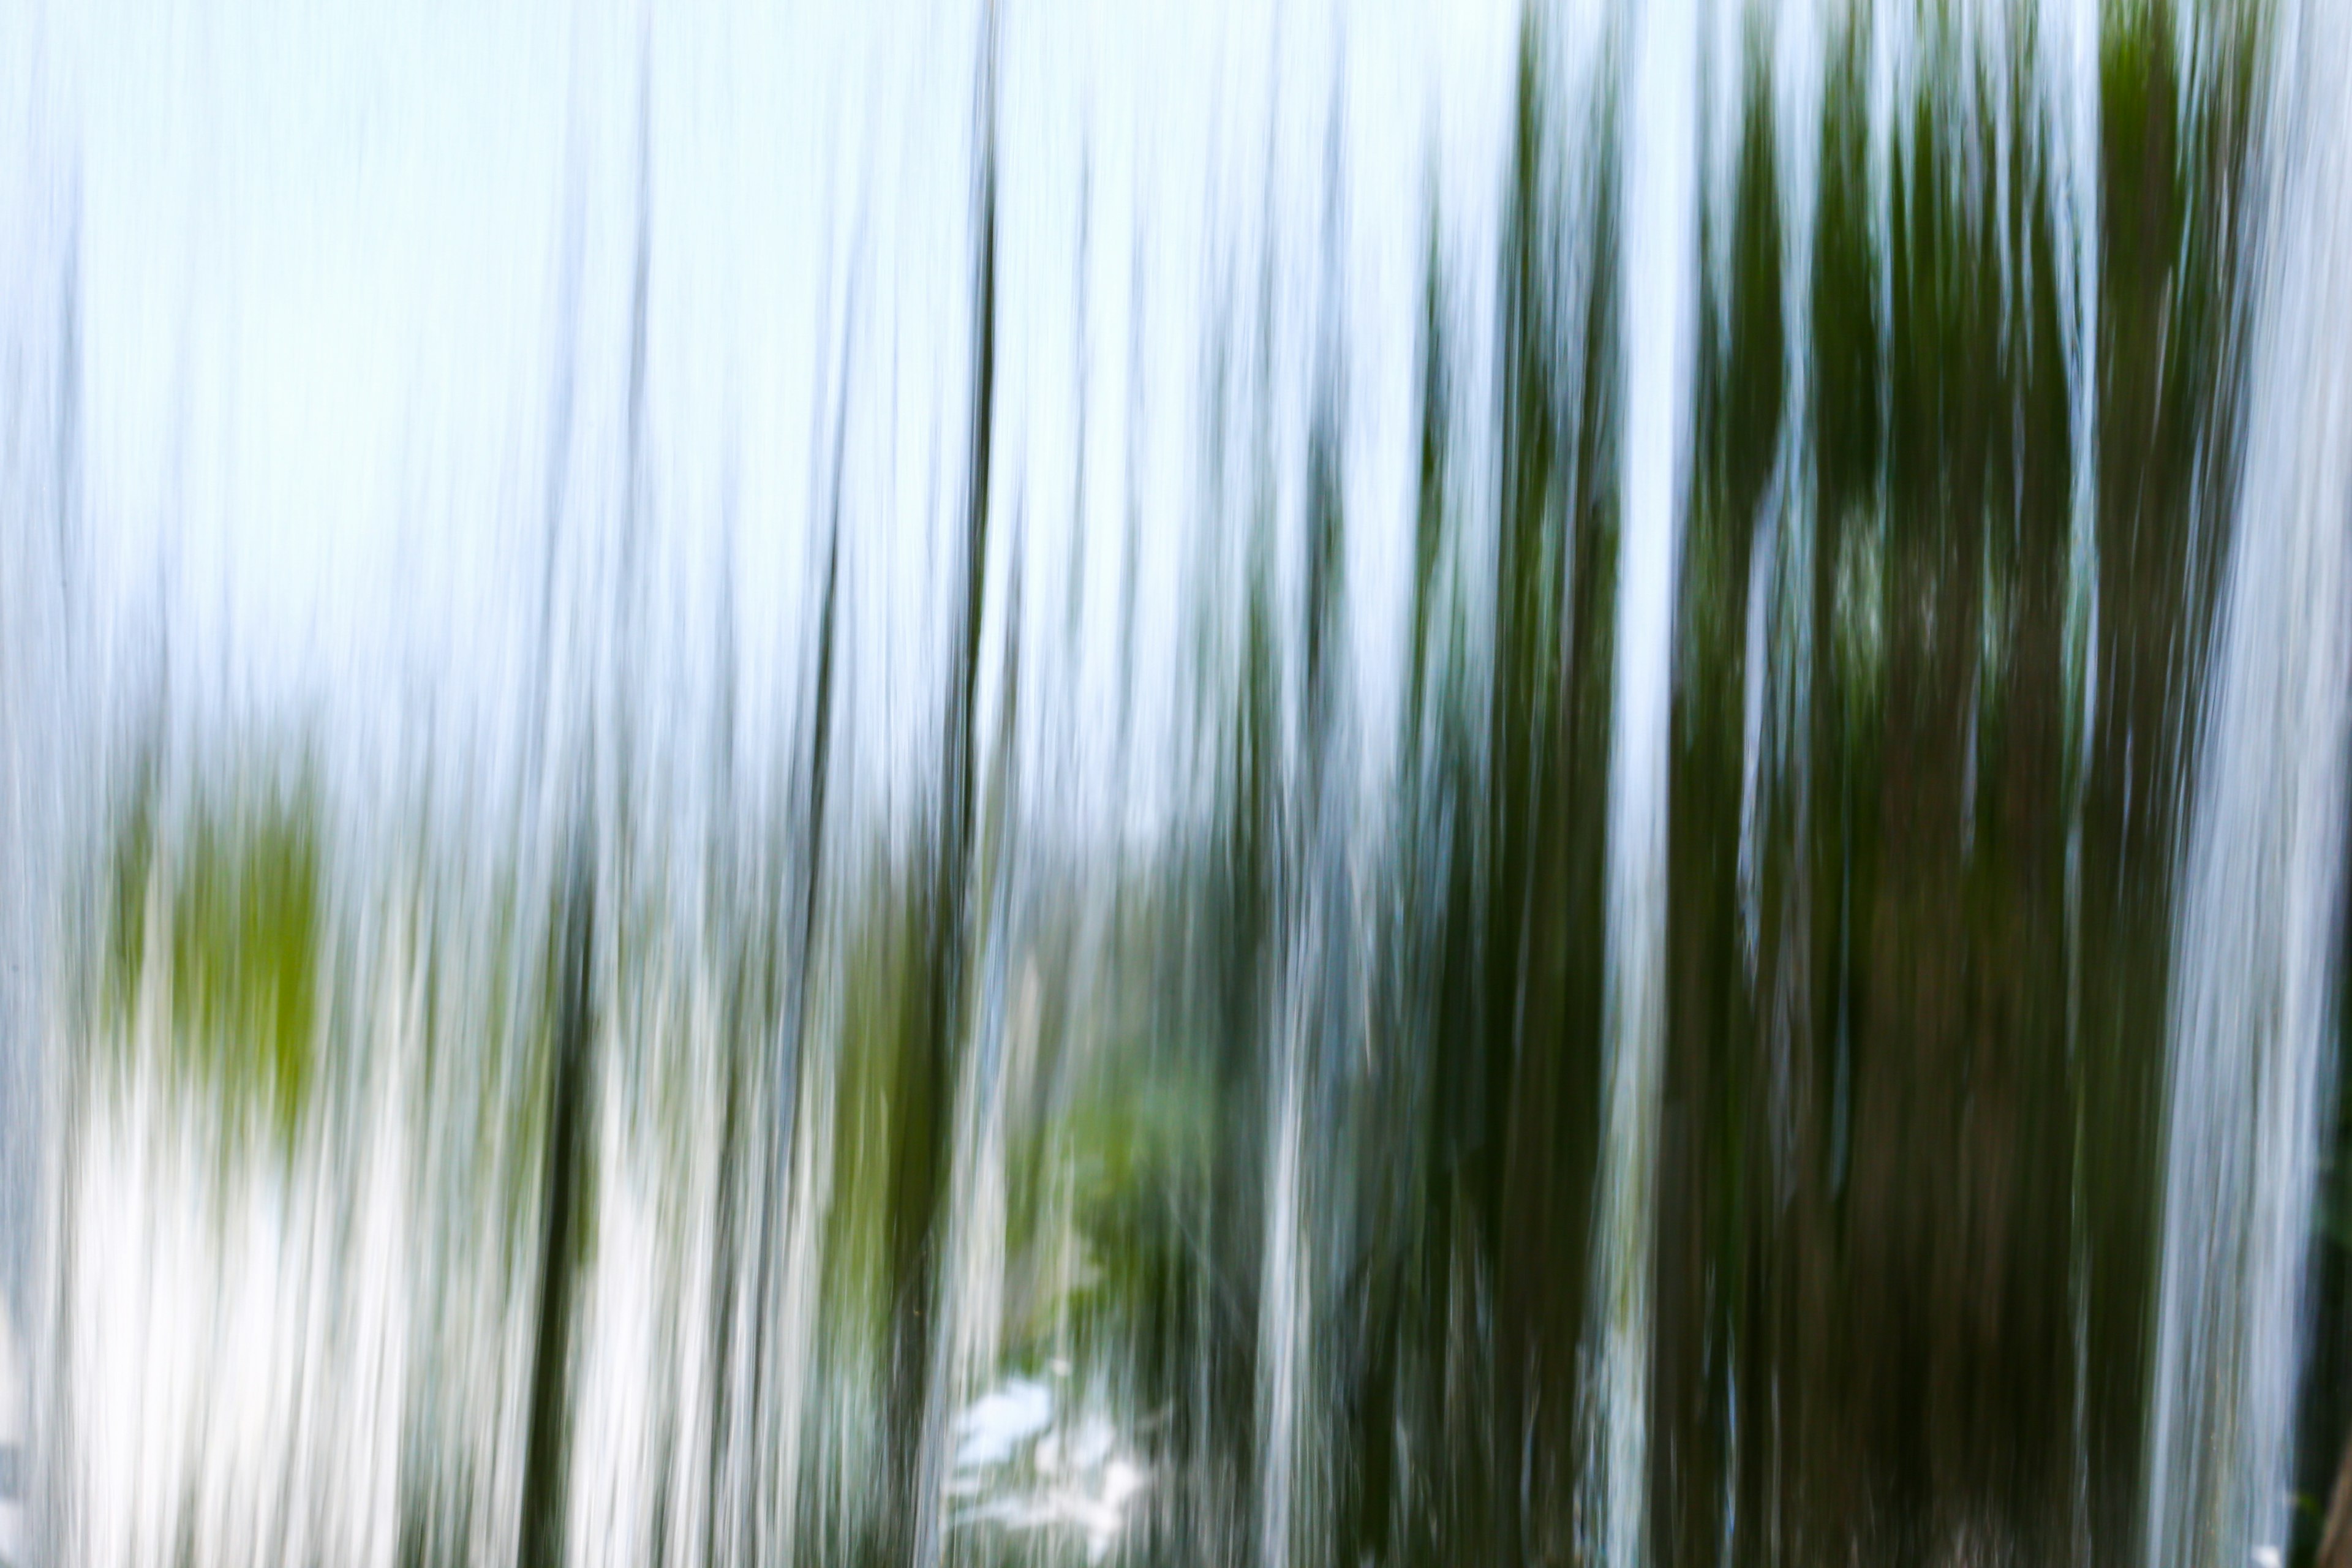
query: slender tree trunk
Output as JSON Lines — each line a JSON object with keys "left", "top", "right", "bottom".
{"left": 518, "top": 863, "right": 595, "bottom": 1568}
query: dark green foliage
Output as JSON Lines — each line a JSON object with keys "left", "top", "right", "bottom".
{"left": 1649, "top": 9, "right": 2256, "bottom": 1566}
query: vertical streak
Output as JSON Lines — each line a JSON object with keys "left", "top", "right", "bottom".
{"left": 518, "top": 856, "right": 597, "bottom": 1568}
{"left": 2144, "top": 0, "right": 2352, "bottom": 1562}
{"left": 903, "top": 19, "right": 998, "bottom": 1566}
{"left": 1586, "top": 0, "right": 1699, "bottom": 1563}
{"left": 2038, "top": 0, "right": 2103, "bottom": 1554}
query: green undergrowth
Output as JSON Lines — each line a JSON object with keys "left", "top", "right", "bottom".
{"left": 101, "top": 760, "right": 324, "bottom": 1152}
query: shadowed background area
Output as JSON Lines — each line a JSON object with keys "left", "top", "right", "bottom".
{"left": 2, "top": 1, "right": 2351, "bottom": 1566}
